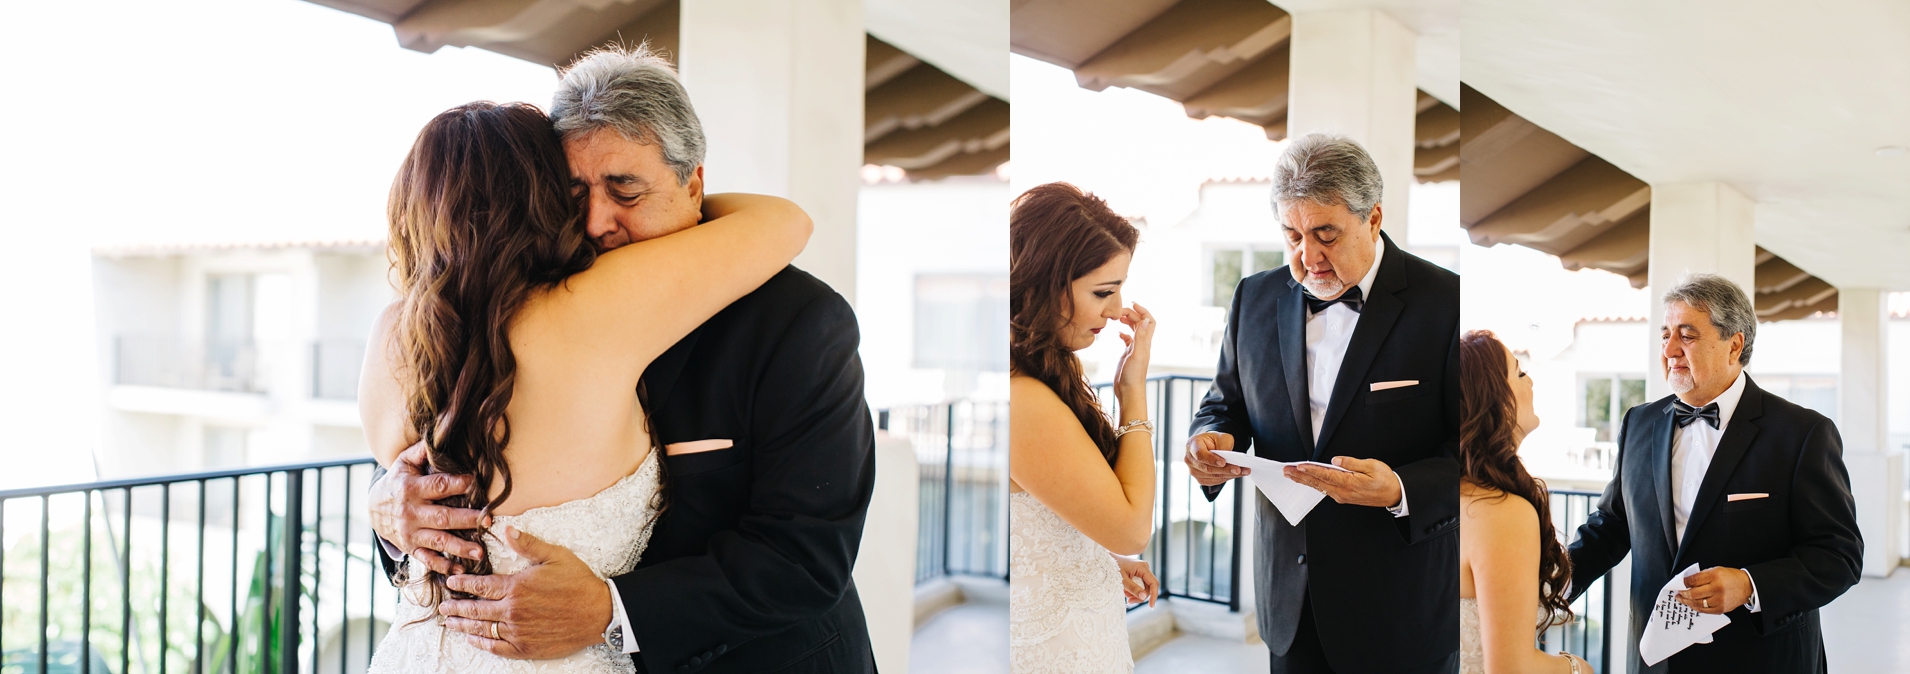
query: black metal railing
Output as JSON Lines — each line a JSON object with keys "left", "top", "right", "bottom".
{"left": 1542, "top": 489, "right": 1614, "bottom": 673}
{"left": 0, "top": 458, "right": 388, "bottom": 674}
{"left": 1093, "top": 375, "right": 1241, "bottom": 609}
{"left": 879, "top": 401, "right": 1009, "bottom": 585}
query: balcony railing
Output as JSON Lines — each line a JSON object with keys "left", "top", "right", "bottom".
{"left": 879, "top": 401, "right": 1009, "bottom": 584}
{"left": 1094, "top": 375, "right": 1242, "bottom": 609}
{"left": 115, "top": 335, "right": 270, "bottom": 394}
{"left": 1543, "top": 489, "right": 1614, "bottom": 673}
{"left": 0, "top": 458, "right": 387, "bottom": 674}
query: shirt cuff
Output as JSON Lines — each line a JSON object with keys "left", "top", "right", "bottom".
{"left": 605, "top": 577, "right": 640, "bottom": 653}
{"left": 378, "top": 536, "right": 406, "bottom": 564}
{"left": 1387, "top": 482, "right": 1410, "bottom": 518}
{"left": 1741, "top": 568, "right": 1761, "bottom": 613}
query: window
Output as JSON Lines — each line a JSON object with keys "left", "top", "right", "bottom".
{"left": 1750, "top": 375, "right": 1838, "bottom": 424}
{"left": 913, "top": 274, "right": 1009, "bottom": 372}
{"left": 1208, "top": 246, "right": 1285, "bottom": 308}
{"left": 1578, "top": 374, "right": 1646, "bottom": 442}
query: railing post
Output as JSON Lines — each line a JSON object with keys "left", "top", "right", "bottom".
{"left": 1157, "top": 379, "right": 1172, "bottom": 599}
{"left": 281, "top": 469, "right": 303, "bottom": 673}
{"left": 943, "top": 404, "right": 955, "bottom": 577}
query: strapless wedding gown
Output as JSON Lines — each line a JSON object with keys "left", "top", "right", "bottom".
{"left": 1009, "top": 491, "right": 1132, "bottom": 673}
{"left": 369, "top": 452, "right": 663, "bottom": 674}
{"left": 1459, "top": 597, "right": 1484, "bottom": 674}
{"left": 1459, "top": 597, "right": 1547, "bottom": 674}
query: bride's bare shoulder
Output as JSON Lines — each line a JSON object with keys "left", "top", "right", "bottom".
{"left": 1460, "top": 480, "right": 1538, "bottom": 530}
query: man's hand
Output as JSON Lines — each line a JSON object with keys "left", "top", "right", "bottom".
{"left": 1185, "top": 432, "right": 1246, "bottom": 487}
{"left": 369, "top": 441, "right": 488, "bottom": 575}
{"left": 1677, "top": 567, "right": 1753, "bottom": 614}
{"left": 441, "top": 526, "right": 614, "bottom": 659}
{"left": 1284, "top": 456, "right": 1402, "bottom": 509}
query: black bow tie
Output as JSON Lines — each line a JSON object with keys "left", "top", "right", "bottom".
{"left": 1672, "top": 400, "right": 1721, "bottom": 429}
{"left": 1302, "top": 286, "right": 1363, "bottom": 314}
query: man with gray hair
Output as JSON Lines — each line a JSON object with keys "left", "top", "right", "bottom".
{"left": 368, "top": 45, "right": 878, "bottom": 674}
{"left": 1568, "top": 273, "right": 1860, "bottom": 673}
{"left": 1184, "top": 133, "right": 1462, "bottom": 672}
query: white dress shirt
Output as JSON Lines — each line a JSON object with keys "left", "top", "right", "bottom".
{"left": 1669, "top": 370, "right": 1761, "bottom": 612}
{"left": 1302, "top": 237, "right": 1406, "bottom": 517}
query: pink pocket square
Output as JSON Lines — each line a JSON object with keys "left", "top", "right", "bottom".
{"left": 665, "top": 439, "right": 734, "bottom": 456}
{"left": 1726, "top": 493, "right": 1769, "bottom": 502}
{"left": 1370, "top": 380, "right": 1419, "bottom": 392}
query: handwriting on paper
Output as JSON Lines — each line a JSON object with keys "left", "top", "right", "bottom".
{"left": 1639, "top": 563, "right": 1732, "bottom": 665}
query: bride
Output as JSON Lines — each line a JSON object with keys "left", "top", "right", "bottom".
{"left": 1458, "top": 330, "right": 1591, "bottom": 674}
{"left": 358, "top": 101, "right": 809, "bottom": 672}
{"left": 1007, "top": 182, "right": 1161, "bottom": 673}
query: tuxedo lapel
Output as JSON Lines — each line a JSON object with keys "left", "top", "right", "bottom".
{"left": 641, "top": 325, "right": 705, "bottom": 414}
{"left": 1277, "top": 278, "right": 1313, "bottom": 456}
{"left": 1649, "top": 406, "right": 1678, "bottom": 559}
{"left": 1312, "top": 233, "right": 1406, "bottom": 459}
{"left": 1674, "top": 379, "right": 1767, "bottom": 567}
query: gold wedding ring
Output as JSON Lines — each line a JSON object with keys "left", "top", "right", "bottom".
{"left": 490, "top": 621, "right": 500, "bottom": 639}
{"left": 1702, "top": 598, "right": 1709, "bottom": 609}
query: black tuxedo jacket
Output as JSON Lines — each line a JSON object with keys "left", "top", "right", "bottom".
{"left": 1568, "top": 376, "right": 1861, "bottom": 674}
{"left": 1192, "top": 233, "right": 1460, "bottom": 672}
{"left": 623, "top": 267, "right": 876, "bottom": 674}
{"left": 376, "top": 267, "right": 877, "bottom": 674}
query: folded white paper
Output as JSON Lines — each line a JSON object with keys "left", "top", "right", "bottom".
{"left": 1639, "top": 563, "right": 1732, "bottom": 665}
{"left": 1213, "top": 451, "right": 1350, "bottom": 526}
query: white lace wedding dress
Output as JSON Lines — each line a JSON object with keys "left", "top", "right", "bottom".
{"left": 1009, "top": 491, "right": 1132, "bottom": 673}
{"left": 369, "top": 452, "right": 664, "bottom": 674}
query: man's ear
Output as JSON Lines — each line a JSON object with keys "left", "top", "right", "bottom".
{"left": 1367, "top": 203, "right": 1384, "bottom": 239}
{"left": 687, "top": 165, "right": 705, "bottom": 205}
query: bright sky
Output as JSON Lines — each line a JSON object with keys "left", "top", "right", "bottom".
{"left": 1008, "top": 54, "right": 1291, "bottom": 229}
{"left": 0, "top": 0, "right": 564, "bottom": 487}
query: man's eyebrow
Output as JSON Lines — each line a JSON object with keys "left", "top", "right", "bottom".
{"left": 605, "top": 173, "right": 650, "bottom": 188}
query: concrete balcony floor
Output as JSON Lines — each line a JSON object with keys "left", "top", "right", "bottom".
{"left": 1824, "top": 570, "right": 1910, "bottom": 673}
{"left": 912, "top": 577, "right": 1009, "bottom": 674}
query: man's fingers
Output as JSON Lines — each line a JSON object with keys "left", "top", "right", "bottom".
{"left": 395, "top": 441, "right": 431, "bottom": 471}
{"left": 443, "top": 616, "right": 502, "bottom": 638}
{"left": 446, "top": 573, "right": 510, "bottom": 600}
{"left": 414, "top": 472, "right": 477, "bottom": 501}
{"left": 1331, "top": 456, "right": 1381, "bottom": 474}
{"left": 438, "top": 598, "right": 507, "bottom": 621}
{"left": 415, "top": 528, "right": 486, "bottom": 561}
{"left": 411, "top": 549, "right": 460, "bottom": 576}
{"left": 415, "top": 501, "right": 488, "bottom": 533}
{"left": 501, "top": 526, "right": 559, "bottom": 564}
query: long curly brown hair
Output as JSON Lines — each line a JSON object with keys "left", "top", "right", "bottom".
{"left": 1460, "top": 330, "right": 1574, "bottom": 628}
{"left": 1009, "top": 183, "right": 1138, "bottom": 467}
{"left": 385, "top": 102, "right": 597, "bottom": 606}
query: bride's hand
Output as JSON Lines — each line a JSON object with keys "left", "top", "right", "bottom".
{"left": 1114, "top": 555, "right": 1160, "bottom": 607}
{"left": 1112, "top": 302, "right": 1157, "bottom": 409}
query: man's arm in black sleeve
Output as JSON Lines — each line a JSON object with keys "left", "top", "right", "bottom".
{"left": 1195, "top": 280, "right": 1254, "bottom": 502}
{"left": 1567, "top": 407, "right": 1636, "bottom": 601}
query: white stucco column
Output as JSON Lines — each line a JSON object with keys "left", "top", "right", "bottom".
{"left": 1644, "top": 182, "right": 1757, "bottom": 400}
{"left": 679, "top": 0, "right": 864, "bottom": 304}
{"left": 853, "top": 433, "right": 918, "bottom": 673}
{"left": 1285, "top": 9, "right": 1418, "bottom": 242}
{"left": 1840, "top": 288, "right": 1901, "bottom": 576}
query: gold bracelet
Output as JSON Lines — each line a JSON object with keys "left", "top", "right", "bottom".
{"left": 1114, "top": 420, "right": 1154, "bottom": 438}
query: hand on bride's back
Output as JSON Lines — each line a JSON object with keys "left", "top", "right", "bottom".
{"left": 370, "top": 441, "right": 489, "bottom": 574}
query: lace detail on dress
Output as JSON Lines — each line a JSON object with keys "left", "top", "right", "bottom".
{"left": 1459, "top": 598, "right": 1483, "bottom": 674}
{"left": 369, "top": 452, "right": 664, "bottom": 674}
{"left": 1009, "top": 492, "right": 1133, "bottom": 673}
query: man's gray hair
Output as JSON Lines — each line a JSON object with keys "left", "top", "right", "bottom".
{"left": 1663, "top": 273, "right": 1758, "bottom": 365}
{"left": 551, "top": 44, "right": 706, "bottom": 185}
{"left": 1270, "top": 133, "right": 1385, "bottom": 222}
